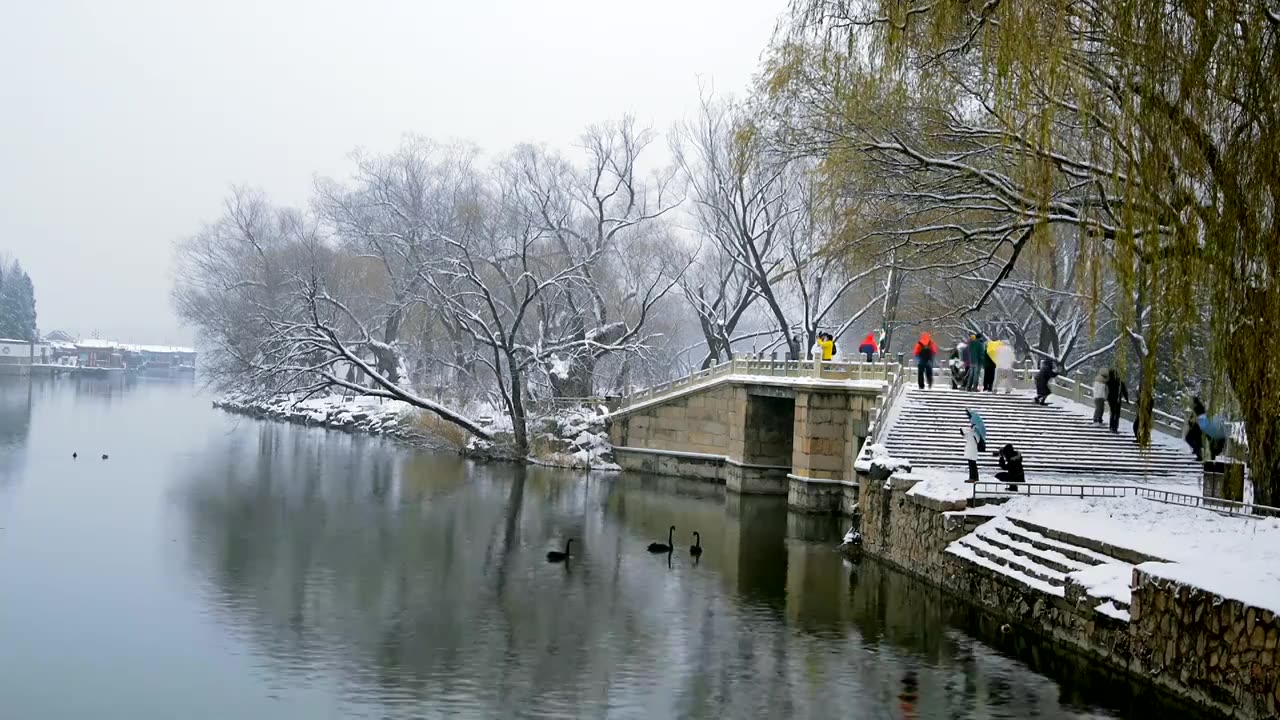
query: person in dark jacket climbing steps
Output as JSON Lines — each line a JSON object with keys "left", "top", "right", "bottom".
{"left": 914, "top": 332, "right": 938, "bottom": 389}
{"left": 1034, "top": 358, "right": 1059, "bottom": 405}
{"left": 1104, "top": 369, "right": 1129, "bottom": 433}
{"left": 967, "top": 333, "right": 987, "bottom": 391}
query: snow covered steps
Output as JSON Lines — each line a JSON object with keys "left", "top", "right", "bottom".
{"left": 946, "top": 516, "right": 1139, "bottom": 621}
{"left": 883, "top": 386, "right": 1201, "bottom": 483}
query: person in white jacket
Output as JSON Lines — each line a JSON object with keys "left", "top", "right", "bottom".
{"left": 1091, "top": 370, "right": 1107, "bottom": 424}
{"left": 961, "top": 420, "right": 980, "bottom": 482}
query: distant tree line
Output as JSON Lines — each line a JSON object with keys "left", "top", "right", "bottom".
{"left": 0, "top": 258, "right": 37, "bottom": 342}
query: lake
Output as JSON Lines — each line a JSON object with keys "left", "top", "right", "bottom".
{"left": 0, "top": 377, "right": 1207, "bottom": 719}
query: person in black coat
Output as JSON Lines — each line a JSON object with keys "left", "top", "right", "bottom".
{"left": 967, "top": 333, "right": 987, "bottom": 391}
{"left": 1185, "top": 396, "right": 1206, "bottom": 460}
{"left": 982, "top": 347, "right": 996, "bottom": 392}
{"left": 1033, "top": 358, "right": 1059, "bottom": 405}
{"left": 1104, "top": 369, "right": 1130, "bottom": 433}
{"left": 994, "top": 443, "right": 1025, "bottom": 490}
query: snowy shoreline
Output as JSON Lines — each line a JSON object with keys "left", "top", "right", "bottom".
{"left": 212, "top": 394, "right": 621, "bottom": 471}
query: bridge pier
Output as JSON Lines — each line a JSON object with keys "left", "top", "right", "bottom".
{"left": 786, "top": 390, "right": 870, "bottom": 515}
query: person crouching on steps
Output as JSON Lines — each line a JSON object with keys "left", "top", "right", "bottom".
{"left": 994, "top": 443, "right": 1025, "bottom": 491}
{"left": 961, "top": 416, "right": 981, "bottom": 483}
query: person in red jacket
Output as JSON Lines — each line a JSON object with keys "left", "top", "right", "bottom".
{"left": 858, "top": 332, "right": 879, "bottom": 362}
{"left": 913, "top": 332, "right": 938, "bottom": 389}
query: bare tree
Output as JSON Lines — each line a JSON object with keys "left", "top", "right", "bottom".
{"left": 174, "top": 187, "right": 493, "bottom": 439}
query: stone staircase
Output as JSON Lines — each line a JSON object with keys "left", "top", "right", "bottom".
{"left": 882, "top": 387, "right": 1200, "bottom": 483}
{"left": 946, "top": 515, "right": 1156, "bottom": 621}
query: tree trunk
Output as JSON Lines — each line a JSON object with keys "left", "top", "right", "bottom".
{"left": 1226, "top": 290, "right": 1280, "bottom": 508}
{"left": 380, "top": 308, "right": 404, "bottom": 384}
{"left": 508, "top": 356, "right": 529, "bottom": 456}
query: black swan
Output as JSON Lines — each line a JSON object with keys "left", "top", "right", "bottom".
{"left": 689, "top": 532, "right": 703, "bottom": 557}
{"left": 546, "top": 539, "right": 573, "bottom": 563}
{"left": 648, "top": 526, "right": 674, "bottom": 553}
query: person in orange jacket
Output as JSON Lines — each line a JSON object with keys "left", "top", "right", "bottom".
{"left": 913, "top": 332, "right": 938, "bottom": 389}
{"left": 858, "top": 332, "right": 879, "bottom": 362}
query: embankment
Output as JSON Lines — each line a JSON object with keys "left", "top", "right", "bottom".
{"left": 212, "top": 394, "right": 619, "bottom": 470}
{"left": 858, "top": 473, "right": 1279, "bottom": 719}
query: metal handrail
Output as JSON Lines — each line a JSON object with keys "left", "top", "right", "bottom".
{"left": 970, "top": 481, "right": 1280, "bottom": 519}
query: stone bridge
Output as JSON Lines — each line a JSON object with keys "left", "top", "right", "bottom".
{"left": 608, "top": 358, "right": 902, "bottom": 512}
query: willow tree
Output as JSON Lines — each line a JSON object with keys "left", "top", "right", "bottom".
{"left": 767, "top": 0, "right": 1280, "bottom": 505}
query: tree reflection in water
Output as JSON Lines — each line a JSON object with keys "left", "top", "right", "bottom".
{"left": 178, "top": 423, "right": 1209, "bottom": 719}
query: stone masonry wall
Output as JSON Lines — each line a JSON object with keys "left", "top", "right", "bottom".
{"left": 610, "top": 384, "right": 745, "bottom": 459}
{"left": 1131, "top": 569, "right": 1280, "bottom": 718}
{"left": 860, "top": 474, "right": 1278, "bottom": 719}
{"left": 791, "top": 390, "right": 871, "bottom": 481}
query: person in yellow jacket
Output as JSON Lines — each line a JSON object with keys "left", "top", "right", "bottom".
{"left": 820, "top": 333, "right": 835, "bottom": 361}
{"left": 987, "top": 339, "right": 1016, "bottom": 394}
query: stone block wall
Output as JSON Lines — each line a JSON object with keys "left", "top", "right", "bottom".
{"left": 791, "top": 390, "right": 871, "bottom": 481}
{"left": 613, "top": 447, "right": 726, "bottom": 482}
{"left": 724, "top": 460, "right": 789, "bottom": 495}
{"left": 1131, "top": 569, "right": 1280, "bottom": 718}
{"left": 860, "top": 473, "right": 1278, "bottom": 719}
{"left": 610, "top": 384, "right": 745, "bottom": 458}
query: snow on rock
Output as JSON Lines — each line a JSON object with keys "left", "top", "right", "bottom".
{"left": 905, "top": 471, "right": 971, "bottom": 509}
{"left": 856, "top": 442, "right": 912, "bottom": 475}
{"left": 1068, "top": 562, "right": 1134, "bottom": 607}
{"left": 218, "top": 393, "right": 622, "bottom": 472}
{"left": 214, "top": 393, "right": 418, "bottom": 438}
{"left": 1095, "top": 601, "right": 1131, "bottom": 622}
{"left": 467, "top": 403, "right": 620, "bottom": 472}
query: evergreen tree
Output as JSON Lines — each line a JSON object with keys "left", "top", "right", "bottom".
{"left": 0, "top": 260, "right": 37, "bottom": 341}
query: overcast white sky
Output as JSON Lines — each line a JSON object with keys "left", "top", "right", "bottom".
{"left": 0, "top": 0, "right": 785, "bottom": 344}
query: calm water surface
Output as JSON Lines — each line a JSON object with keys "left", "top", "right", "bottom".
{"left": 0, "top": 378, "right": 1205, "bottom": 719}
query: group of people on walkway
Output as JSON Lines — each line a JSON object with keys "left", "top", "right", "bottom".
{"left": 807, "top": 331, "right": 885, "bottom": 363}
{"left": 912, "top": 331, "right": 1019, "bottom": 393}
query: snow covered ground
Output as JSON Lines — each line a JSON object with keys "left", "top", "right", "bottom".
{"left": 1000, "top": 495, "right": 1280, "bottom": 615}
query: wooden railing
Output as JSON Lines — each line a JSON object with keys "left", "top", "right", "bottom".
{"left": 620, "top": 355, "right": 898, "bottom": 408}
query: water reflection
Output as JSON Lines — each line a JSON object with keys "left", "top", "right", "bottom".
{"left": 0, "top": 377, "right": 1211, "bottom": 719}
{"left": 176, "top": 423, "right": 1208, "bottom": 719}
{"left": 0, "top": 378, "right": 33, "bottom": 484}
